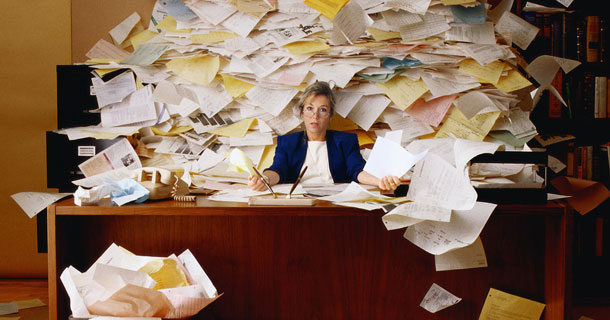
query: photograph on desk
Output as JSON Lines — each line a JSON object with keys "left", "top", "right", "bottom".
{"left": 10, "top": 0, "right": 610, "bottom": 319}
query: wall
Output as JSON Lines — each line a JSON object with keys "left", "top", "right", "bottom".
{"left": 71, "top": 0, "right": 155, "bottom": 63}
{"left": 0, "top": 1, "right": 71, "bottom": 277}
{"left": 0, "top": 0, "right": 157, "bottom": 277}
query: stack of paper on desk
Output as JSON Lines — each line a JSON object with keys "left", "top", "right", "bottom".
{"left": 60, "top": 243, "right": 220, "bottom": 319}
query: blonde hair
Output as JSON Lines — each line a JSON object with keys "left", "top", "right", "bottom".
{"left": 296, "top": 81, "right": 335, "bottom": 116}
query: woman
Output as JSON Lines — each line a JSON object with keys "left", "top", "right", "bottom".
{"left": 248, "top": 81, "right": 401, "bottom": 191}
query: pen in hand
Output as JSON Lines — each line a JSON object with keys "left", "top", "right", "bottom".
{"left": 252, "top": 166, "right": 276, "bottom": 198}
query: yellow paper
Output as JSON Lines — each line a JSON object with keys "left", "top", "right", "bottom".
{"left": 221, "top": 74, "right": 255, "bottom": 98}
{"left": 376, "top": 76, "right": 429, "bottom": 110}
{"left": 304, "top": 0, "right": 349, "bottom": 19}
{"left": 86, "top": 58, "right": 123, "bottom": 64}
{"left": 283, "top": 40, "right": 330, "bottom": 55}
{"left": 479, "top": 288, "right": 545, "bottom": 320}
{"left": 436, "top": 108, "right": 500, "bottom": 141}
{"left": 229, "top": 148, "right": 256, "bottom": 176}
{"left": 190, "top": 31, "right": 239, "bottom": 44}
{"left": 151, "top": 126, "right": 193, "bottom": 136}
{"left": 258, "top": 144, "right": 276, "bottom": 171}
{"left": 346, "top": 130, "right": 375, "bottom": 146}
{"left": 166, "top": 55, "right": 220, "bottom": 86}
{"left": 155, "top": 15, "right": 191, "bottom": 33}
{"left": 16, "top": 299, "right": 46, "bottom": 310}
{"left": 130, "top": 30, "right": 158, "bottom": 50}
{"left": 329, "top": 114, "right": 360, "bottom": 131}
{"left": 367, "top": 28, "right": 401, "bottom": 41}
{"left": 138, "top": 258, "right": 189, "bottom": 290}
{"left": 88, "top": 130, "right": 140, "bottom": 140}
{"left": 93, "top": 68, "right": 120, "bottom": 77}
{"left": 495, "top": 70, "right": 533, "bottom": 93}
{"left": 120, "top": 22, "right": 145, "bottom": 49}
{"left": 234, "top": 0, "right": 273, "bottom": 13}
{"left": 209, "top": 118, "right": 256, "bottom": 137}
{"left": 441, "top": 0, "right": 477, "bottom": 5}
{"left": 355, "top": 42, "right": 385, "bottom": 48}
{"left": 459, "top": 59, "right": 505, "bottom": 85}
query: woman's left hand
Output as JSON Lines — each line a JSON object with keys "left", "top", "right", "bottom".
{"left": 379, "top": 175, "right": 401, "bottom": 191}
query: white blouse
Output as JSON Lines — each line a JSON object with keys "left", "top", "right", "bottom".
{"left": 300, "top": 141, "right": 334, "bottom": 185}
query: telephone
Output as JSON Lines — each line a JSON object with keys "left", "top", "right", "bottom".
{"left": 133, "top": 167, "right": 178, "bottom": 200}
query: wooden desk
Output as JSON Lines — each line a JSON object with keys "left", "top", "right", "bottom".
{"left": 47, "top": 198, "right": 572, "bottom": 319}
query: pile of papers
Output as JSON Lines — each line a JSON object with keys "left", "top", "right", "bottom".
{"left": 58, "top": 0, "right": 580, "bottom": 192}
{"left": 60, "top": 243, "right": 221, "bottom": 319}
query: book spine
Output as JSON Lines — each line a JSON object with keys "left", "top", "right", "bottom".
{"left": 567, "top": 142, "right": 575, "bottom": 177}
{"left": 595, "top": 76, "right": 602, "bottom": 118}
{"left": 581, "top": 73, "right": 596, "bottom": 118}
{"left": 586, "top": 15, "right": 600, "bottom": 62}
{"left": 577, "top": 146, "right": 583, "bottom": 178}
{"left": 600, "top": 16, "right": 607, "bottom": 63}
{"left": 606, "top": 77, "right": 610, "bottom": 118}
{"left": 576, "top": 16, "right": 587, "bottom": 62}
{"left": 542, "top": 13, "right": 552, "bottom": 55}
{"left": 600, "top": 76, "right": 608, "bottom": 118}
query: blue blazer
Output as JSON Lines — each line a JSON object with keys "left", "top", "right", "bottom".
{"left": 265, "top": 130, "right": 365, "bottom": 184}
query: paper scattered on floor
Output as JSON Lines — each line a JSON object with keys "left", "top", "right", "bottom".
{"left": 15, "top": 299, "right": 45, "bottom": 310}
{"left": 419, "top": 283, "right": 461, "bottom": 313}
{"left": 0, "top": 302, "right": 18, "bottom": 316}
{"left": 479, "top": 288, "right": 545, "bottom": 320}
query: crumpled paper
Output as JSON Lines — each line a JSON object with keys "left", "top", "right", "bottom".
{"left": 60, "top": 243, "right": 221, "bottom": 319}
{"left": 74, "top": 179, "right": 149, "bottom": 206}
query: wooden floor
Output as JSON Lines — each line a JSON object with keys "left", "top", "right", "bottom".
{"left": 0, "top": 278, "right": 608, "bottom": 319}
{"left": 0, "top": 278, "right": 49, "bottom": 320}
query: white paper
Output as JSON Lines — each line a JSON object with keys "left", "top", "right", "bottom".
{"left": 78, "top": 138, "right": 142, "bottom": 177}
{"left": 445, "top": 22, "right": 496, "bottom": 45}
{"left": 399, "top": 13, "right": 450, "bottom": 42}
{"left": 404, "top": 201, "right": 496, "bottom": 255}
{"left": 317, "top": 181, "right": 390, "bottom": 203}
{"left": 10, "top": 192, "right": 72, "bottom": 218}
{"left": 92, "top": 72, "right": 137, "bottom": 109}
{"left": 246, "top": 86, "right": 298, "bottom": 116}
{"left": 333, "top": 0, "right": 372, "bottom": 44}
{"left": 109, "top": 12, "right": 141, "bottom": 46}
{"left": 407, "top": 153, "right": 477, "bottom": 210}
{"left": 419, "top": 283, "right": 462, "bottom": 313}
{"left": 382, "top": 201, "right": 450, "bottom": 231}
{"left": 363, "top": 136, "right": 427, "bottom": 178}
{"left": 435, "top": 237, "right": 488, "bottom": 271}
{"left": 347, "top": 94, "right": 391, "bottom": 131}
{"left": 495, "top": 11, "right": 539, "bottom": 50}
{"left": 101, "top": 85, "right": 158, "bottom": 127}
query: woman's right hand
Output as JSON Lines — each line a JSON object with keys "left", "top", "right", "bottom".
{"left": 248, "top": 175, "right": 269, "bottom": 191}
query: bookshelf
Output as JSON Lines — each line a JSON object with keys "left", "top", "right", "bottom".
{"left": 518, "top": 0, "right": 610, "bottom": 313}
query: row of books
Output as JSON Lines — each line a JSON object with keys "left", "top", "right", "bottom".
{"left": 549, "top": 73, "right": 610, "bottom": 119}
{"left": 565, "top": 144, "right": 610, "bottom": 183}
{"left": 522, "top": 11, "right": 607, "bottom": 63}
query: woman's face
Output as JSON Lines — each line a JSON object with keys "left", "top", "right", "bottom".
{"left": 301, "top": 94, "right": 332, "bottom": 139}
